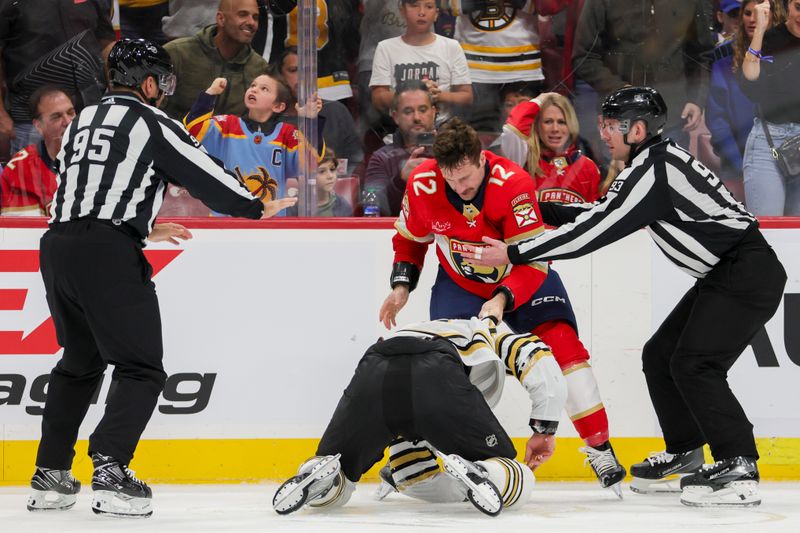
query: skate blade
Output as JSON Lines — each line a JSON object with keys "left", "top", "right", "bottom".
{"left": 434, "top": 451, "right": 502, "bottom": 516}
{"left": 273, "top": 453, "right": 341, "bottom": 515}
{"left": 27, "top": 490, "right": 77, "bottom": 511}
{"left": 91, "top": 490, "right": 152, "bottom": 518}
{"left": 680, "top": 481, "right": 761, "bottom": 507}
{"left": 629, "top": 475, "right": 684, "bottom": 494}
{"left": 374, "top": 480, "right": 396, "bottom": 501}
{"left": 609, "top": 482, "right": 624, "bottom": 500}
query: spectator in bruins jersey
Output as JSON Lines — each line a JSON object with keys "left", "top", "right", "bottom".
{"left": 370, "top": 0, "right": 473, "bottom": 124}
{"left": 276, "top": 47, "right": 363, "bottom": 175}
{"left": 500, "top": 92, "right": 605, "bottom": 204}
{"left": 118, "top": 0, "right": 170, "bottom": 44}
{"left": 441, "top": 1, "right": 543, "bottom": 133}
{"left": 1, "top": 86, "right": 75, "bottom": 216}
{"left": 162, "top": 0, "right": 268, "bottom": 120}
{"left": 184, "top": 75, "right": 323, "bottom": 216}
{"left": 271, "top": 0, "right": 360, "bottom": 101}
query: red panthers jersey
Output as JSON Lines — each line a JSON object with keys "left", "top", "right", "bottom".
{"left": 0, "top": 143, "right": 56, "bottom": 216}
{"left": 393, "top": 151, "right": 548, "bottom": 310}
{"left": 505, "top": 100, "right": 602, "bottom": 204}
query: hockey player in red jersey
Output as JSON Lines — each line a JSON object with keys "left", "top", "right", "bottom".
{"left": 379, "top": 118, "right": 626, "bottom": 495}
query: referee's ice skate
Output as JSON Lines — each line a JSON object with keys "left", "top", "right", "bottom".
{"left": 679, "top": 456, "right": 760, "bottom": 507}
{"left": 435, "top": 451, "right": 503, "bottom": 516}
{"left": 273, "top": 454, "right": 345, "bottom": 514}
{"left": 90, "top": 454, "right": 153, "bottom": 518}
{"left": 629, "top": 448, "right": 704, "bottom": 493}
{"left": 580, "top": 443, "right": 626, "bottom": 498}
{"left": 26, "top": 468, "right": 81, "bottom": 511}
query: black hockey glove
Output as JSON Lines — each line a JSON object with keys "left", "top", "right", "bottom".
{"left": 390, "top": 261, "right": 421, "bottom": 292}
{"left": 529, "top": 419, "right": 559, "bottom": 435}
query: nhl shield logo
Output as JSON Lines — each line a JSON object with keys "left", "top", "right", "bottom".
{"left": 486, "top": 434, "right": 498, "bottom": 447}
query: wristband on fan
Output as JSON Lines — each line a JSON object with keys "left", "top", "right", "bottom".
{"left": 390, "top": 261, "right": 420, "bottom": 292}
{"left": 747, "top": 47, "right": 774, "bottom": 63}
{"left": 529, "top": 419, "right": 559, "bottom": 435}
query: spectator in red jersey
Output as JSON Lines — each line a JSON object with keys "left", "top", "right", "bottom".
{"left": 500, "top": 92, "right": 604, "bottom": 204}
{"left": 1, "top": 86, "right": 75, "bottom": 216}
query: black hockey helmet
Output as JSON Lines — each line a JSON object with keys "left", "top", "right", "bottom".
{"left": 107, "top": 38, "right": 176, "bottom": 96}
{"left": 601, "top": 86, "right": 667, "bottom": 141}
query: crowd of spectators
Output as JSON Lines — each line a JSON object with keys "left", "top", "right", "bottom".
{"left": 1, "top": 0, "right": 799, "bottom": 218}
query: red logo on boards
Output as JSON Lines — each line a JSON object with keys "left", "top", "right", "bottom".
{"left": 0, "top": 249, "right": 182, "bottom": 355}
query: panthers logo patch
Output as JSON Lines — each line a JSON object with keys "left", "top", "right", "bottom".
{"left": 450, "top": 239, "right": 509, "bottom": 283}
{"left": 513, "top": 202, "right": 538, "bottom": 227}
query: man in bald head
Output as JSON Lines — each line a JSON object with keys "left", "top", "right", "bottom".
{"left": 163, "top": 0, "right": 268, "bottom": 120}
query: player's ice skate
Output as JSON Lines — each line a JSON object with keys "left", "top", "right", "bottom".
{"left": 629, "top": 447, "right": 704, "bottom": 494}
{"left": 679, "top": 456, "right": 760, "bottom": 507}
{"left": 26, "top": 468, "right": 81, "bottom": 511}
{"left": 374, "top": 464, "right": 398, "bottom": 501}
{"left": 90, "top": 453, "right": 153, "bottom": 518}
{"left": 273, "top": 454, "right": 343, "bottom": 515}
{"left": 434, "top": 450, "right": 503, "bottom": 516}
{"left": 579, "top": 444, "right": 626, "bottom": 499}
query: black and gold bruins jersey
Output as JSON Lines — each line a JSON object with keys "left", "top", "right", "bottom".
{"left": 385, "top": 317, "right": 565, "bottom": 421}
{"left": 272, "top": 0, "right": 360, "bottom": 100}
{"left": 447, "top": 0, "right": 542, "bottom": 83}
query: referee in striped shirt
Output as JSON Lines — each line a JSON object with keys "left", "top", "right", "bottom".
{"left": 466, "top": 87, "right": 786, "bottom": 506}
{"left": 28, "top": 39, "right": 295, "bottom": 516}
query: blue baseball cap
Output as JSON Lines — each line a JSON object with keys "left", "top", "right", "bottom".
{"left": 719, "top": 0, "right": 742, "bottom": 14}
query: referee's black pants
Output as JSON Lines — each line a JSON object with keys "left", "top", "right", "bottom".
{"left": 36, "top": 220, "right": 166, "bottom": 469}
{"left": 316, "top": 336, "right": 516, "bottom": 481}
{"left": 642, "top": 228, "right": 786, "bottom": 460}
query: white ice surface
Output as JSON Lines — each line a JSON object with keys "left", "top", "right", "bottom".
{"left": 2, "top": 482, "right": 799, "bottom": 533}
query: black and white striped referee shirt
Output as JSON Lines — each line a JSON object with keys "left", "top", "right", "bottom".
{"left": 50, "top": 92, "right": 263, "bottom": 239}
{"left": 507, "top": 138, "right": 757, "bottom": 278}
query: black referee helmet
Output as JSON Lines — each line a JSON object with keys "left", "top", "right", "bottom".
{"left": 107, "top": 38, "right": 176, "bottom": 97}
{"left": 601, "top": 86, "right": 668, "bottom": 142}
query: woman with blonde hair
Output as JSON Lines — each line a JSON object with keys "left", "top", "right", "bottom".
{"left": 500, "top": 92, "right": 604, "bottom": 204}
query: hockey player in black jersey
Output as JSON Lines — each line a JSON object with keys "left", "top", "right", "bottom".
{"left": 464, "top": 86, "right": 786, "bottom": 507}
{"left": 272, "top": 317, "right": 567, "bottom": 516}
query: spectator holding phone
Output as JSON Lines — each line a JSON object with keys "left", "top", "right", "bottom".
{"left": 365, "top": 81, "right": 436, "bottom": 216}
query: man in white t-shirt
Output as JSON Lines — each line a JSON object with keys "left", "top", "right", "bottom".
{"left": 370, "top": 0, "right": 472, "bottom": 124}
